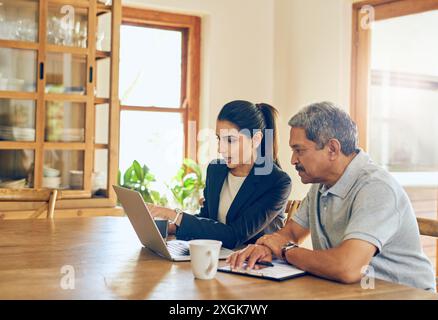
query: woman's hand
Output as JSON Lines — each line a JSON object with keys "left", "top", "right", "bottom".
{"left": 256, "top": 233, "right": 290, "bottom": 258}
{"left": 168, "top": 223, "right": 177, "bottom": 235}
{"left": 146, "top": 203, "right": 177, "bottom": 221}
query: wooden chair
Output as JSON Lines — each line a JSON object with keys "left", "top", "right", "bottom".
{"left": 28, "top": 189, "right": 59, "bottom": 219}
{"left": 417, "top": 218, "right": 438, "bottom": 238}
{"left": 416, "top": 217, "right": 438, "bottom": 291}
{"left": 284, "top": 200, "right": 301, "bottom": 224}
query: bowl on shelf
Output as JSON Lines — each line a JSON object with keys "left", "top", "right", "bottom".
{"left": 92, "top": 171, "right": 106, "bottom": 192}
{"left": 43, "top": 166, "right": 60, "bottom": 177}
{"left": 0, "top": 125, "right": 13, "bottom": 140}
{"left": 69, "top": 170, "right": 83, "bottom": 189}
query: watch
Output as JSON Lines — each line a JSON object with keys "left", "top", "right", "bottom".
{"left": 173, "top": 208, "right": 184, "bottom": 224}
{"left": 281, "top": 242, "right": 299, "bottom": 261}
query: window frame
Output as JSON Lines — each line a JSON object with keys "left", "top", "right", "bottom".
{"left": 350, "top": 0, "right": 438, "bottom": 150}
{"left": 121, "top": 7, "right": 201, "bottom": 161}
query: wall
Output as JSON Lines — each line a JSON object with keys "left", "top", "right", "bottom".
{"left": 274, "top": 0, "right": 353, "bottom": 199}
{"left": 120, "top": 0, "right": 356, "bottom": 200}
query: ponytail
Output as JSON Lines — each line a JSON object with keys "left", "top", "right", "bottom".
{"left": 256, "top": 103, "right": 281, "bottom": 168}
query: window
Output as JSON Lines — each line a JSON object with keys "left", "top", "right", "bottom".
{"left": 351, "top": 0, "right": 438, "bottom": 275}
{"left": 119, "top": 8, "right": 200, "bottom": 186}
{"left": 351, "top": 0, "right": 438, "bottom": 186}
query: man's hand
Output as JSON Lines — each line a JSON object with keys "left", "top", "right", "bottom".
{"left": 226, "top": 244, "right": 273, "bottom": 270}
{"left": 256, "top": 233, "right": 290, "bottom": 258}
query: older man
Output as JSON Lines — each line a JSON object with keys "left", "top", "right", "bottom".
{"left": 227, "top": 102, "right": 436, "bottom": 291}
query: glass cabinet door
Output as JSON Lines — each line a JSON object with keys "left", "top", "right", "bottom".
{"left": 45, "top": 101, "right": 85, "bottom": 142}
{"left": 96, "top": 10, "right": 111, "bottom": 52}
{"left": 95, "top": 103, "right": 109, "bottom": 144}
{"left": 93, "top": 148, "right": 108, "bottom": 197}
{"left": 43, "top": 150, "right": 84, "bottom": 189}
{"left": 45, "top": 53, "right": 87, "bottom": 94}
{"left": 47, "top": 3, "right": 88, "bottom": 48}
{"left": 0, "top": 48, "right": 37, "bottom": 92}
{"left": 0, "top": 149, "right": 35, "bottom": 189}
{"left": 0, "top": 0, "right": 39, "bottom": 42}
{"left": 0, "top": 99, "right": 36, "bottom": 141}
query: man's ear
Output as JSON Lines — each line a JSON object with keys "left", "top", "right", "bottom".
{"left": 252, "top": 131, "right": 263, "bottom": 149}
{"left": 327, "top": 139, "right": 342, "bottom": 160}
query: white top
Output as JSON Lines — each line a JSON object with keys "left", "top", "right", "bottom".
{"left": 217, "top": 172, "right": 247, "bottom": 224}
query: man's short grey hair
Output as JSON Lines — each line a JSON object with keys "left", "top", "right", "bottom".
{"left": 288, "top": 102, "right": 358, "bottom": 155}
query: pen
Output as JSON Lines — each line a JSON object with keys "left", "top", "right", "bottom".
{"left": 255, "top": 261, "right": 274, "bottom": 267}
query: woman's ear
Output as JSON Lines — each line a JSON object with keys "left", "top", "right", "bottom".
{"left": 252, "top": 131, "right": 263, "bottom": 149}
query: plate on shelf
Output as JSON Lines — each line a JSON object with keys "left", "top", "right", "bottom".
{"left": 12, "top": 127, "right": 35, "bottom": 141}
{"left": 0, "top": 126, "right": 35, "bottom": 141}
{"left": 42, "top": 176, "right": 61, "bottom": 189}
{"left": 0, "top": 178, "right": 27, "bottom": 189}
{"left": 62, "top": 128, "right": 85, "bottom": 142}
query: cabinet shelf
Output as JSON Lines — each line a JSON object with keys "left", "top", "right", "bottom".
{"left": 43, "top": 142, "right": 86, "bottom": 150}
{"left": 48, "top": 0, "right": 91, "bottom": 9}
{"left": 0, "top": 92, "right": 38, "bottom": 99}
{"left": 96, "top": 50, "right": 111, "bottom": 59}
{"left": 97, "top": 3, "right": 112, "bottom": 16}
{"left": 0, "top": 141, "right": 36, "bottom": 149}
{"left": 0, "top": 40, "right": 39, "bottom": 50}
{"left": 94, "top": 97, "right": 110, "bottom": 104}
{"left": 46, "top": 44, "right": 89, "bottom": 55}
{"left": 44, "top": 93, "right": 88, "bottom": 102}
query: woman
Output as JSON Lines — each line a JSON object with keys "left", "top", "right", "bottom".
{"left": 148, "top": 100, "right": 292, "bottom": 249}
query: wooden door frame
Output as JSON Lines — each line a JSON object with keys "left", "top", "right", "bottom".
{"left": 350, "top": 0, "right": 438, "bottom": 150}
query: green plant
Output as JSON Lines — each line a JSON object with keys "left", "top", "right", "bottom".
{"left": 168, "top": 158, "right": 205, "bottom": 211}
{"left": 117, "top": 160, "right": 168, "bottom": 206}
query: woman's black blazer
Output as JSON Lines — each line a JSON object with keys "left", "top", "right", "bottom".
{"left": 175, "top": 160, "right": 292, "bottom": 249}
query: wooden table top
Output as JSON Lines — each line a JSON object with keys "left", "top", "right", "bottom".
{"left": 0, "top": 217, "right": 437, "bottom": 300}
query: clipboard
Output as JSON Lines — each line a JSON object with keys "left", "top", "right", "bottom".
{"left": 217, "top": 259, "right": 307, "bottom": 281}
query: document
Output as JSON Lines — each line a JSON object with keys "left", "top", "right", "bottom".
{"left": 218, "top": 259, "right": 306, "bottom": 281}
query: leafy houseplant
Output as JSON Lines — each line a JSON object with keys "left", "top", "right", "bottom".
{"left": 117, "top": 160, "right": 168, "bottom": 206}
{"left": 168, "top": 158, "right": 205, "bottom": 213}
{"left": 117, "top": 158, "right": 205, "bottom": 212}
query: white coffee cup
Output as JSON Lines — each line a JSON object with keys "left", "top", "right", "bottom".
{"left": 188, "top": 240, "right": 222, "bottom": 280}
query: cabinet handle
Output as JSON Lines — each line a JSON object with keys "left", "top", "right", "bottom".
{"left": 89, "top": 66, "right": 93, "bottom": 83}
{"left": 39, "top": 62, "right": 44, "bottom": 80}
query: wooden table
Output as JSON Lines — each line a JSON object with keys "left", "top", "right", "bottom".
{"left": 0, "top": 217, "right": 437, "bottom": 300}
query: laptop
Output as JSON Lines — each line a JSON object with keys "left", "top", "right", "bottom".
{"left": 113, "top": 185, "right": 234, "bottom": 261}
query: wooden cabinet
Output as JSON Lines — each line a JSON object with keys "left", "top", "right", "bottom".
{"left": 0, "top": 0, "right": 122, "bottom": 218}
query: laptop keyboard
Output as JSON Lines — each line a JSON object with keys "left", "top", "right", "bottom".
{"left": 167, "top": 241, "right": 190, "bottom": 256}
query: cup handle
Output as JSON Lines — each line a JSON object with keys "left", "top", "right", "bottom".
{"left": 205, "top": 250, "right": 214, "bottom": 275}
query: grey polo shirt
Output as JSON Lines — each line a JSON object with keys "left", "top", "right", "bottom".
{"left": 293, "top": 150, "right": 436, "bottom": 291}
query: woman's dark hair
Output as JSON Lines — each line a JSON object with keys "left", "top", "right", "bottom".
{"left": 217, "top": 100, "right": 280, "bottom": 168}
